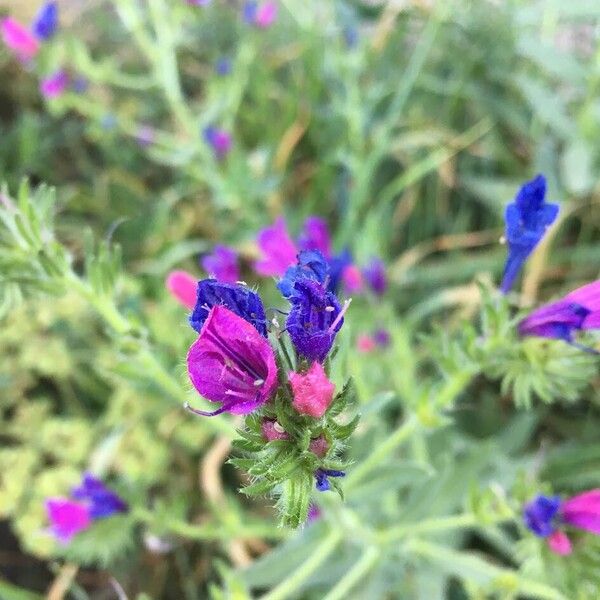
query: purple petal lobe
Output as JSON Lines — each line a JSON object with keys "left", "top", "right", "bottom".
{"left": 254, "top": 217, "right": 298, "bottom": 277}
{"left": 187, "top": 306, "right": 278, "bottom": 415}
{"left": 46, "top": 498, "right": 92, "bottom": 543}
{"left": 561, "top": 489, "right": 600, "bottom": 535}
{"left": 298, "top": 217, "right": 332, "bottom": 258}
{"left": 201, "top": 245, "right": 240, "bottom": 283}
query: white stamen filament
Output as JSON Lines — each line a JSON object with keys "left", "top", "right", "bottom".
{"left": 329, "top": 298, "right": 352, "bottom": 332}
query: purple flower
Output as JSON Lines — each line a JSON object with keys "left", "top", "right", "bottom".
{"left": 2, "top": 18, "right": 40, "bottom": 60}
{"left": 72, "top": 76, "right": 89, "bottom": 94}
{"left": 201, "top": 245, "right": 240, "bottom": 284}
{"left": 45, "top": 473, "right": 127, "bottom": 543}
{"left": 523, "top": 489, "right": 600, "bottom": 555}
{"left": 363, "top": 258, "right": 387, "bottom": 296}
{"left": 501, "top": 174, "right": 559, "bottom": 293}
{"left": 315, "top": 468, "right": 345, "bottom": 492}
{"left": 187, "top": 306, "right": 278, "bottom": 416}
{"left": 32, "top": 1, "right": 58, "bottom": 40}
{"left": 189, "top": 279, "right": 267, "bottom": 336}
{"left": 518, "top": 279, "right": 600, "bottom": 350}
{"left": 561, "top": 489, "right": 600, "bottom": 535}
{"left": 71, "top": 473, "right": 128, "bottom": 519}
{"left": 343, "top": 26, "right": 359, "bottom": 49}
{"left": 307, "top": 503, "right": 321, "bottom": 522}
{"left": 135, "top": 125, "right": 155, "bottom": 148}
{"left": 215, "top": 56, "right": 232, "bottom": 76}
{"left": 286, "top": 280, "right": 348, "bottom": 362}
{"left": 277, "top": 250, "right": 329, "bottom": 299}
{"left": 373, "top": 328, "right": 391, "bottom": 347}
{"left": 187, "top": 0, "right": 212, "bottom": 5}
{"left": 298, "top": 216, "right": 332, "bottom": 258}
{"left": 341, "top": 264, "right": 364, "bottom": 295}
{"left": 203, "top": 126, "right": 232, "bottom": 160}
{"left": 40, "top": 69, "right": 69, "bottom": 99}
{"left": 254, "top": 217, "right": 298, "bottom": 277}
{"left": 523, "top": 495, "right": 561, "bottom": 537}
{"left": 46, "top": 499, "right": 91, "bottom": 543}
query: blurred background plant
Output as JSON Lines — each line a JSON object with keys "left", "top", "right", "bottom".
{"left": 1, "top": 0, "right": 600, "bottom": 598}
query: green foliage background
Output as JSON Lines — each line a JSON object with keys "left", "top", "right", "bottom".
{"left": 1, "top": 0, "right": 600, "bottom": 598}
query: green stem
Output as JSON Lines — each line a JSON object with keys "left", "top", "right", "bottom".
{"left": 259, "top": 530, "right": 343, "bottom": 600}
{"left": 322, "top": 546, "right": 380, "bottom": 600}
{"left": 378, "top": 513, "right": 479, "bottom": 543}
{"left": 407, "top": 539, "right": 568, "bottom": 600}
{"left": 346, "top": 416, "right": 418, "bottom": 490}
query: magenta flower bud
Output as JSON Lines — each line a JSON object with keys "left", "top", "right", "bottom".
{"left": 298, "top": 216, "right": 332, "bottom": 258}
{"left": 547, "top": 530, "right": 572, "bottom": 555}
{"left": 201, "top": 245, "right": 240, "bottom": 283}
{"left": 308, "top": 435, "right": 329, "bottom": 458}
{"left": 307, "top": 503, "right": 321, "bottom": 522}
{"left": 1, "top": 18, "right": 40, "bottom": 61}
{"left": 289, "top": 362, "right": 335, "bottom": 418}
{"left": 254, "top": 217, "right": 298, "bottom": 277}
{"left": 40, "top": 70, "right": 69, "bottom": 99}
{"left": 46, "top": 498, "right": 92, "bottom": 543}
{"left": 166, "top": 271, "right": 198, "bottom": 309}
{"left": 261, "top": 419, "right": 289, "bottom": 441}
{"left": 203, "top": 126, "right": 232, "bottom": 160}
{"left": 341, "top": 264, "right": 364, "bottom": 294}
{"left": 187, "top": 306, "right": 278, "bottom": 416}
{"left": 561, "top": 489, "right": 600, "bottom": 535}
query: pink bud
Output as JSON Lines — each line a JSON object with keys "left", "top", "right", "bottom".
{"left": 261, "top": 419, "right": 289, "bottom": 441}
{"left": 289, "top": 362, "right": 335, "bottom": 418}
{"left": 547, "top": 530, "right": 572, "bottom": 555}
{"left": 40, "top": 70, "right": 69, "bottom": 99}
{"left": 308, "top": 435, "right": 329, "bottom": 457}
{"left": 356, "top": 334, "right": 376, "bottom": 353}
{"left": 166, "top": 271, "right": 197, "bottom": 309}
{"left": 1, "top": 18, "right": 40, "bottom": 61}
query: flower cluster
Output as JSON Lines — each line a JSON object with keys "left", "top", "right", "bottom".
{"left": 243, "top": 1, "right": 278, "bottom": 29}
{"left": 45, "top": 473, "right": 127, "bottom": 543}
{"left": 253, "top": 216, "right": 387, "bottom": 297}
{"left": 166, "top": 250, "right": 357, "bottom": 526}
{"left": 523, "top": 490, "right": 600, "bottom": 555}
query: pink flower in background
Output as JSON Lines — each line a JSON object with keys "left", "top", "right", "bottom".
{"left": 254, "top": 217, "right": 298, "bottom": 276}
{"left": 46, "top": 499, "right": 92, "bottom": 543}
{"left": 166, "top": 271, "right": 197, "bottom": 309}
{"left": 356, "top": 334, "right": 376, "bottom": 353}
{"left": 547, "top": 531, "right": 572, "bottom": 555}
{"left": 187, "top": 306, "right": 278, "bottom": 416}
{"left": 341, "top": 264, "right": 364, "bottom": 294}
{"left": 203, "top": 126, "right": 232, "bottom": 160}
{"left": 1, "top": 18, "right": 40, "bottom": 60}
{"left": 254, "top": 1, "right": 278, "bottom": 28}
{"left": 201, "top": 245, "right": 240, "bottom": 283}
{"left": 40, "top": 69, "right": 69, "bottom": 99}
{"left": 289, "top": 362, "right": 335, "bottom": 418}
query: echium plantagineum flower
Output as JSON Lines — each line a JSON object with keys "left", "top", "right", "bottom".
{"left": 40, "top": 69, "right": 69, "bottom": 99}
{"left": 254, "top": 216, "right": 387, "bottom": 297}
{"left": 203, "top": 126, "right": 232, "bottom": 160}
{"left": 243, "top": 1, "right": 278, "bottom": 28}
{"left": 46, "top": 473, "right": 127, "bottom": 543}
{"left": 500, "top": 174, "right": 559, "bottom": 293}
{"left": 523, "top": 490, "right": 600, "bottom": 555}
{"left": 519, "top": 279, "right": 600, "bottom": 352}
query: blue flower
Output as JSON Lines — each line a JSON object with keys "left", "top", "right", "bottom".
{"left": 501, "top": 174, "right": 559, "bottom": 293}
{"left": 286, "top": 280, "right": 346, "bottom": 362}
{"left": 32, "top": 1, "right": 58, "bottom": 40}
{"left": 189, "top": 279, "right": 267, "bottom": 336}
{"left": 215, "top": 57, "right": 232, "bottom": 76}
{"left": 315, "top": 468, "right": 345, "bottom": 492}
{"left": 71, "top": 473, "right": 128, "bottom": 519}
{"left": 277, "top": 250, "right": 330, "bottom": 299}
{"left": 523, "top": 494, "right": 561, "bottom": 537}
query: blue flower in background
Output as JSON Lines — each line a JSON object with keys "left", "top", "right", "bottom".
{"left": 32, "top": 1, "right": 58, "bottom": 40}
{"left": 327, "top": 248, "right": 353, "bottom": 295}
{"left": 71, "top": 473, "right": 128, "bottom": 519}
{"left": 500, "top": 174, "right": 559, "bottom": 293}
{"left": 277, "top": 250, "right": 330, "bottom": 299}
{"left": 523, "top": 494, "right": 561, "bottom": 537}
{"left": 215, "top": 57, "right": 232, "bottom": 76}
{"left": 189, "top": 279, "right": 268, "bottom": 336}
